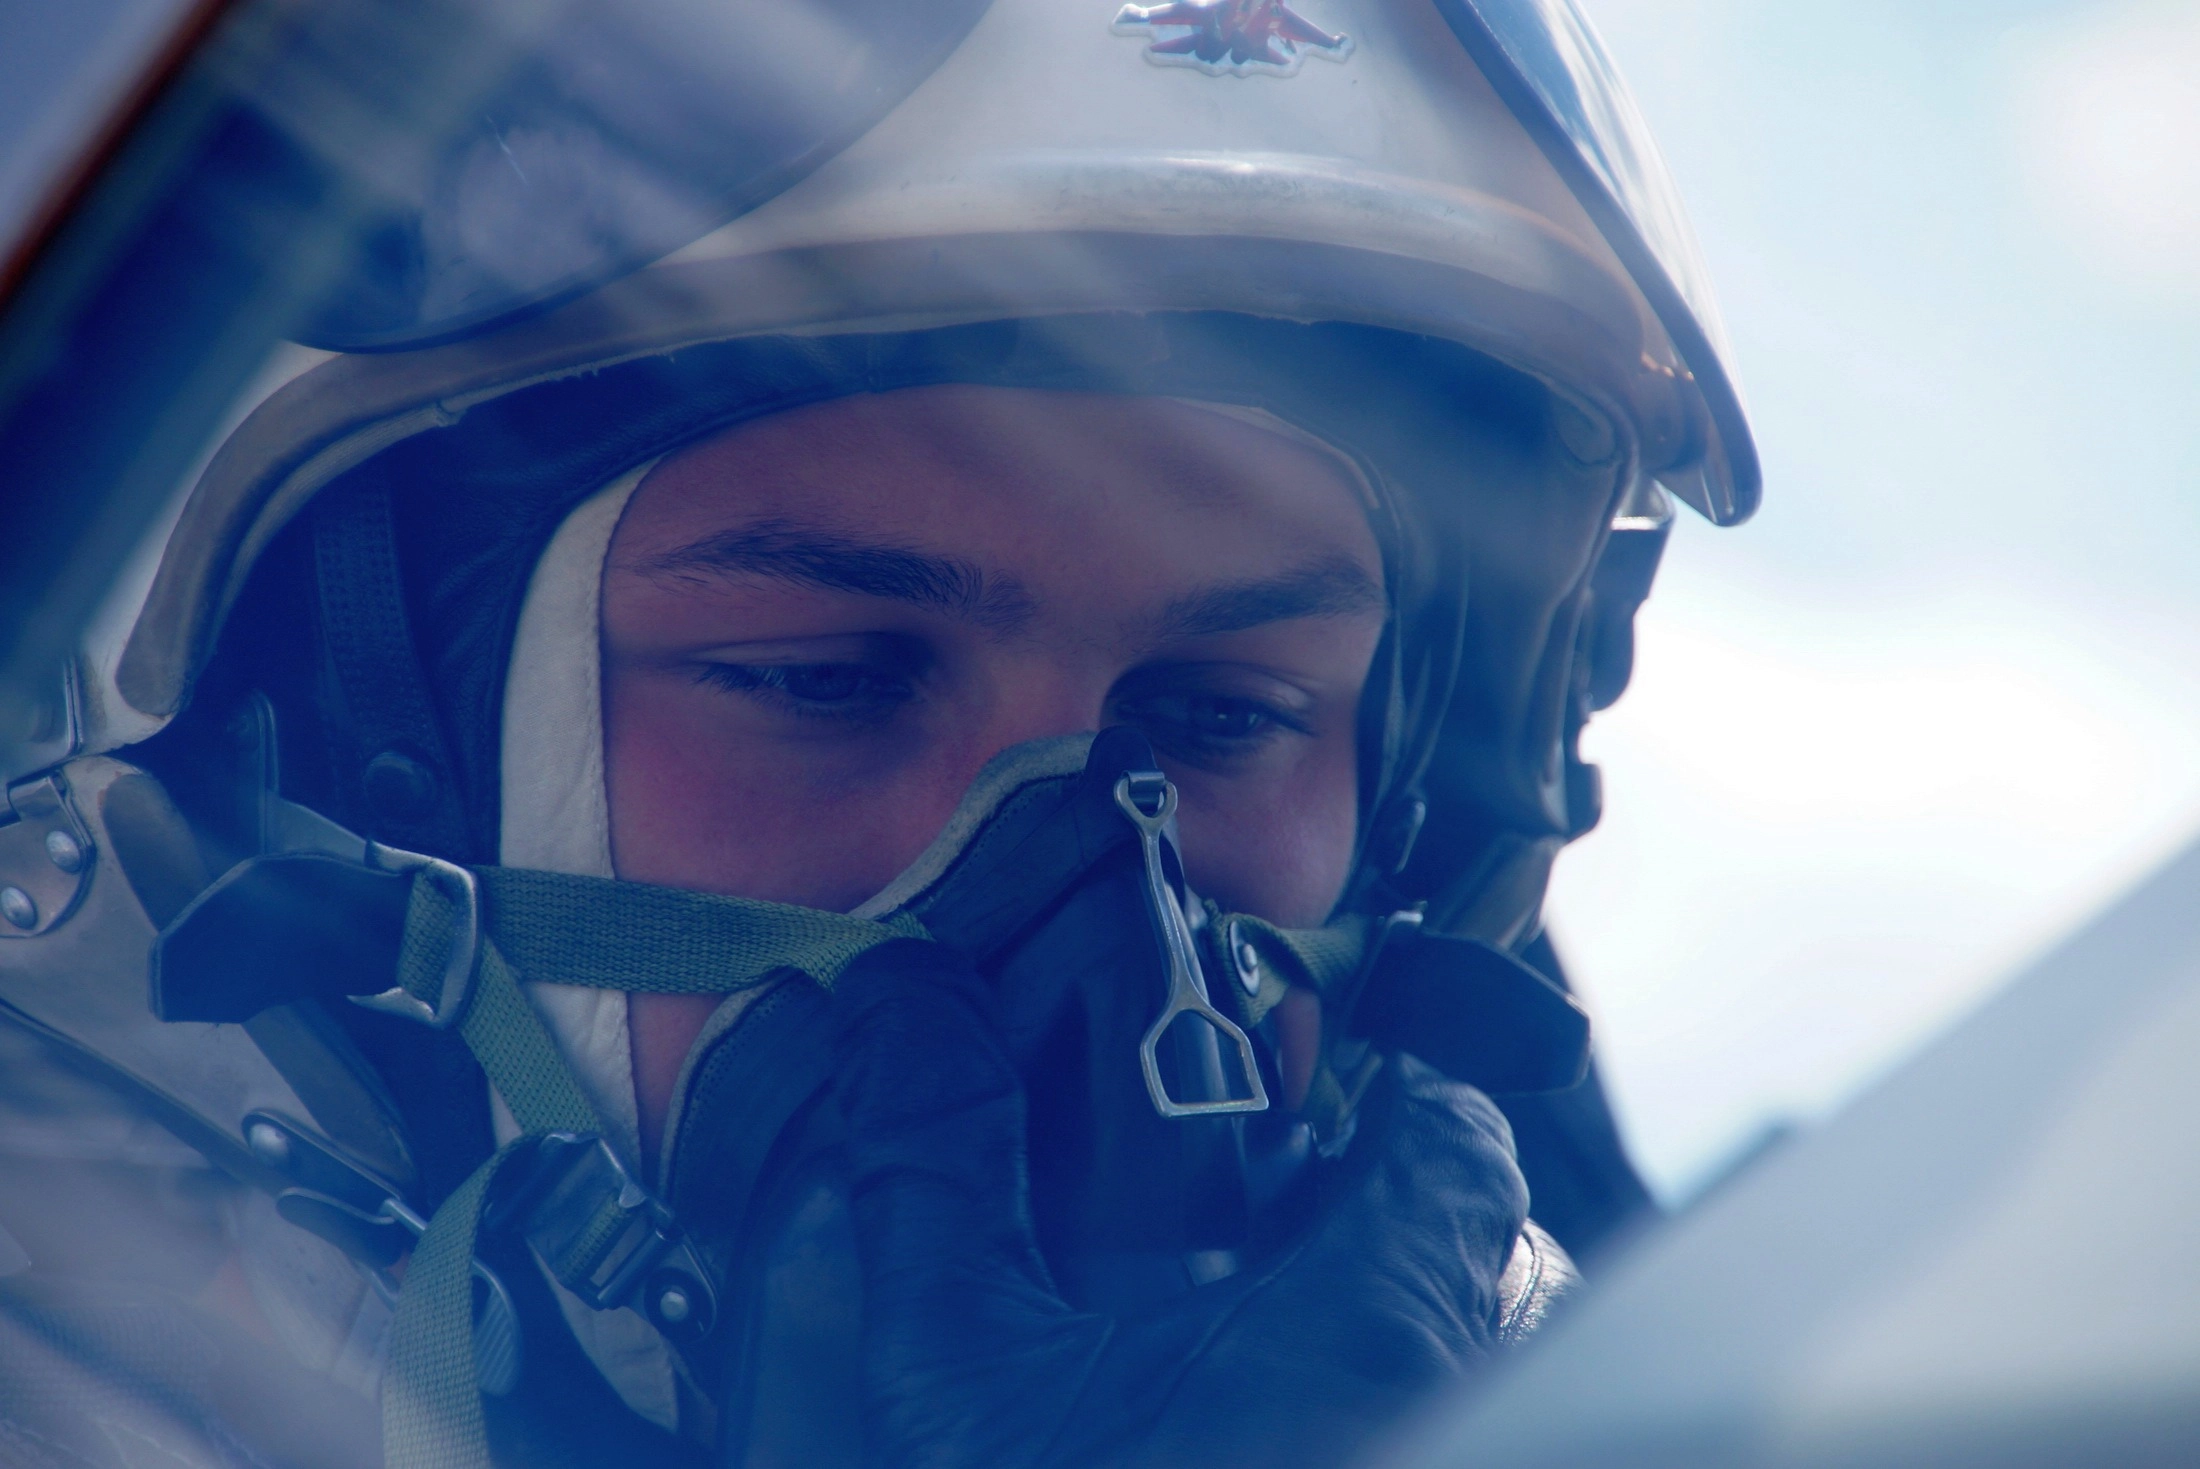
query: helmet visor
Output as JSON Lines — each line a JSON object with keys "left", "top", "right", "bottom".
{"left": 1434, "top": 0, "right": 1759, "bottom": 522}
{"left": 285, "top": 0, "right": 991, "bottom": 352}
{"left": 287, "top": 0, "right": 1755, "bottom": 519}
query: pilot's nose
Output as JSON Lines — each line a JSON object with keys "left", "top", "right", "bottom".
{"left": 930, "top": 660, "right": 1116, "bottom": 802}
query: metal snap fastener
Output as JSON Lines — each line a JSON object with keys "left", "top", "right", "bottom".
{"left": 1227, "top": 921, "right": 1261, "bottom": 997}
{"left": 246, "top": 1120, "right": 292, "bottom": 1169}
{"left": 363, "top": 750, "right": 438, "bottom": 824}
{"left": 43, "top": 829, "right": 83, "bottom": 873}
{"left": 0, "top": 887, "right": 36, "bottom": 930}
{"left": 655, "top": 1284, "right": 692, "bottom": 1324}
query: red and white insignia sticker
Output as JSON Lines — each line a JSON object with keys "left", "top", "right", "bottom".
{"left": 1113, "top": 0, "right": 1354, "bottom": 77}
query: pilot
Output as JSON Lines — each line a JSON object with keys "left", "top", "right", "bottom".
{"left": 0, "top": 1, "right": 1757, "bottom": 1466}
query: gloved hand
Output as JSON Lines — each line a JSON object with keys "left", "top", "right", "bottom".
{"left": 831, "top": 938, "right": 1530, "bottom": 1469}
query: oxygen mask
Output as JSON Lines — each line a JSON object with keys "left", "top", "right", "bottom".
{"left": 859, "top": 725, "right": 1316, "bottom": 1308}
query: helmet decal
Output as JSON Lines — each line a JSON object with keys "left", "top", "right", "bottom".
{"left": 1112, "top": 0, "right": 1354, "bottom": 77}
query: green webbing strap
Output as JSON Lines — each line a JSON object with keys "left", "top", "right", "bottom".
{"left": 1214, "top": 912, "right": 1374, "bottom": 1027}
{"left": 1210, "top": 912, "right": 1398, "bottom": 1143}
{"left": 384, "top": 1144, "right": 527, "bottom": 1469}
{"left": 381, "top": 866, "right": 927, "bottom": 1469}
{"left": 477, "top": 867, "right": 930, "bottom": 996}
{"left": 397, "top": 866, "right": 930, "bottom": 1133}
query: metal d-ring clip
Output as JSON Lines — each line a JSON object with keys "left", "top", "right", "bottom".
{"left": 244, "top": 1109, "right": 522, "bottom": 1394}
{"left": 1113, "top": 772, "right": 1271, "bottom": 1120}
{"left": 349, "top": 845, "right": 481, "bottom": 1029}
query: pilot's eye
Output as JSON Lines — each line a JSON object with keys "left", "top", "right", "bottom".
{"left": 1114, "top": 688, "right": 1310, "bottom": 766}
{"left": 1180, "top": 696, "right": 1272, "bottom": 740}
{"left": 773, "top": 664, "right": 871, "bottom": 703}
{"left": 695, "top": 661, "right": 915, "bottom": 721}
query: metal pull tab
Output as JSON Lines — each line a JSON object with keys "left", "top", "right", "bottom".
{"left": 1113, "top": 772, "right": 1270, "bottom": 1119}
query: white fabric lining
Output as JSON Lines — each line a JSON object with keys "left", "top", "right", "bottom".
{"left": 496, "top": 457, "right": 682, "bottom": 1433}
{"left": 1169, "top": 399, "right": 1383, "bottom": 517}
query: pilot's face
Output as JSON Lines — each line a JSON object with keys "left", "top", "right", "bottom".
{"left": 601, "top": 384, "right": 1386, "bottom": 929}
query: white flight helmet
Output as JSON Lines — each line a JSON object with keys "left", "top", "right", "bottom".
{"left": 83, "top": 0, "right": 1755, "bottom": 942}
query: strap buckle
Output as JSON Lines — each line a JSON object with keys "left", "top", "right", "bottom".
{"left": 349, "top": 844, "right": 481, "bottom": 1029}
{"left": 491, "top": 1132, "right": 718, "bottom": 1342}
{"left": 244, "top": 796, "right": 480, "bottom": 1029}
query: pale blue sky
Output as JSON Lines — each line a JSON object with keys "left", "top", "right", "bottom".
{"left": 1551, "top": 0, "right": 2200, "bottom": 1195}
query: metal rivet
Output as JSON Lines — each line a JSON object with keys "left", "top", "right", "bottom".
{"left": 1228, "top": 922, "right": 1261, "bottom": 997}
{"left": 43, "top": 829, "right": 83, "bottom": 874}
{"left": 0, "top": 888, "right": 36, "bottom": 931}
{"left": 655, "top": 1285, "right": 691, "bottom": 1325}
{"left": 246, "top": 1121, "right": 292, "bottom": 1169}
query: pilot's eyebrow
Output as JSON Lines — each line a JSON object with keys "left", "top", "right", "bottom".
{"left": 1151, "top": 555, "right": 1386, "bottom": 640}
{"left": 636, "top": 519, "right": 1038, "bottom": 633}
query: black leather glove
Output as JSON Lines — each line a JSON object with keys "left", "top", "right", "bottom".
{"left": 831, "top": 938, "right": 1530, "bottom": 1469}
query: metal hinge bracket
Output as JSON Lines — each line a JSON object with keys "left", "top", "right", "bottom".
{"left": 0, "top": 769, "right": 95, "bottom": 937}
